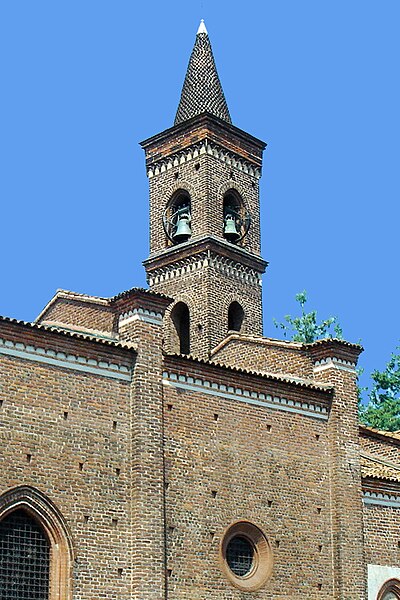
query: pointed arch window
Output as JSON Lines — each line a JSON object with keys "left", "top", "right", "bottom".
{"left": 0, "top": 486, "right": 73, "bottom": 600}
{"left": 0, "top": 509, "right": 50, "bottom": 599}
{"left": 171, "top": 302, "right": 190, "bottom": 354}
{"left": 228, "top": 301, "right": 244, "bottom": 333}
{"left": 378, "top": 580, "right": 400, "bottom": 600}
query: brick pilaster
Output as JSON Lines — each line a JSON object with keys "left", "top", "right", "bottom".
{"left": 311, "top": 340, "right": 365, "bottom": 599}
{"left": 117, "top": 295, "right": 171, "bottom": 599}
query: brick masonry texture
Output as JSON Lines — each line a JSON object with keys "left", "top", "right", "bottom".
{"left": 360, "top": 426, "right": 400, "bottom": 462}
{"left": 0, "top": 328, "right": 134, "bottom": 599}
{"left": 212, "top": 334, "right": 314, "bottom": 378}
{"left": 38, "top": 296, "right": 117, "bottom": 335}
{"left": 0, "top": 25, "right": 399, "bottom": 600}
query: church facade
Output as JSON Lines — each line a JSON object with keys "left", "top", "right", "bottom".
{"left": 0, "top": 21, "right": 399, "bottom": 600}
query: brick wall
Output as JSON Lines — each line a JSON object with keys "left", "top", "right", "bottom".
{"left": 0, "top": 322, "right": 135, "bottom": 599}
{"left": 212, "top": 335, "right": 314, "bottom": 378}
{"left": 37, "top": 294, "right": 117, "bottom": 335}
{"left": 162, "top": 355, "right": 334, "bottom": 598}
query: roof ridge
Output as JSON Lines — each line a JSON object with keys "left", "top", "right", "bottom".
{"left": 361, "top": 451, "right": 400, "bottom": 471}
{"left": 0, "top": 315, "right": 136, "bottom": 351}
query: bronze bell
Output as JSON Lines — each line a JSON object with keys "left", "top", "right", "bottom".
{"left": 173, "top": 213, "right": 192, "bottom": 242}
{"left": 224, "top": 214, "right": 240, "bottom": 241}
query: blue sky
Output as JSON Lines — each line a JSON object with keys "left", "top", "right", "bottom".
{"left": 0, "top": 1, "right": 399, "bottom": 397}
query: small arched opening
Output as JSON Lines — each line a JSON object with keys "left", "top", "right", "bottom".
{"left": 171, "top": 302, "right": 190, "bottom": 354}
{"left": 228, "top": 301, "right": 245, "bottom": 333}
{"left": 163, "top": 190, "right": 192, "bottom": 245}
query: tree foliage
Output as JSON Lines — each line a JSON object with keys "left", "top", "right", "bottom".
{"left": 360, "top": 349, "right": 400, "bottom": 432}
{"left": 273, "top": 291, "right": 343, "bottom": 343}
{"left": 274, "top": 291, "right": 400, "bottom": 432}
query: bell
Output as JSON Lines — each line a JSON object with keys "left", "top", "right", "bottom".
{"left": 224, "top": 215, "right": 240, "bottom": 241}
{"left": 173, "top": 213, "right": 191, "bottom": 242}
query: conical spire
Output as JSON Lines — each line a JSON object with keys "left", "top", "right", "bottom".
{"left": 174, "top": 20, "right": 232, "bottom": 125}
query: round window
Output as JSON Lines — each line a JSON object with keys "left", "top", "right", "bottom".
{"left": 226, "top": 535, "right": 255, "bottom": 576}
{"left": 220, "top": 521, "right": 272, "bottom": 591}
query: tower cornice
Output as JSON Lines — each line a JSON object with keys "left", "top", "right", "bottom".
{"left": 143, "top": 235, "right": 268, "bottom": 274}
{"left": 140, "top": 113, "right": 266, "bottom": 168}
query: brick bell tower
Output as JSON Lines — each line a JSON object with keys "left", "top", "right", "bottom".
{"left": 141, "top": 20, "right": 267, "bottom": 359}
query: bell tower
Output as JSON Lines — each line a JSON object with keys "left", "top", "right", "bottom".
{"left": 141, "top": 20, "right": 267, "bottom": 359}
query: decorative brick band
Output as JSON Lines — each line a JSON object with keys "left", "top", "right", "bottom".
{"left": 119, "top": 308, "right": 163, "bottom": 327}
{"left": 163, "top": 371, "right": 328, "bottom": 420}
{"left": 0, "top": 337, "right": 132, "bottom": 381}
{"left": 313, "top": 357, "right": 357, "bottom": 374}
{"left": 363, "top": 491, "right": 400, "bottom": 508}
{"left": 148, "top": 252, "right": 262, "bottom": 287}
{"left": 147, "top": 140, "right": 261, "bottom": 180}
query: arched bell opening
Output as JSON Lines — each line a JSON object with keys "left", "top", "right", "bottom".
{"left": 163, "top": 190, "right": 192, "bottom": 245}
{"left": 228, "top": 301, "right": 245, "bottom": 333}
{"left": 171, "top": 302, "right": 190, "bottom": 355}
{"left": 223, "top": 190, "right": 250, "bottom": 244}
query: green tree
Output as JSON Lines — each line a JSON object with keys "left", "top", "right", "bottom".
{"left": 360, "top": 349, "right": 400, "bottom": 432}
{"left": 273, "top": 290, "right": 343, "bottom": 343}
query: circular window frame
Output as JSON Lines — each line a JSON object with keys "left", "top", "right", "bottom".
{"left": 219, "top": 521, "right": 272, "bottom": 591}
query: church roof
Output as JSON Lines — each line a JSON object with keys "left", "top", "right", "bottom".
{"left": 361, "top": 452, "right": 400, "bottom": 482}
{"left": 174, "top": 20, "right": 232, "bottom": 125}
{"left": 0, "top": 315, "right": 135, "bottom": 350}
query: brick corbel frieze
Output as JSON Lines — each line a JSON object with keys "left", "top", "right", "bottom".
{"left": 111, "top": 288, "right": 173, "bottom": 319}
{"left": 362, "top": 477, "right": 400, "bottom": 507}
{"left": 307, "top": 338, "right": 363, "bottom": 374}
{"left": 0, "top": 317, "right": 134, "bottom": 368}
{"left": 163, "top": 353, "right": 333, "bottom": 415}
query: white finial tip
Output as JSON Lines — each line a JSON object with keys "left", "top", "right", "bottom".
{"left": 197, "top": 19, "right": 208, "bottom": 35}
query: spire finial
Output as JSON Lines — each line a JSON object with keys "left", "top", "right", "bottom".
{"left": 174, "top": 21, "right": 231, "bottom": 125}
{"left": 197, "top": 19, "right": 208, "bottom": 35}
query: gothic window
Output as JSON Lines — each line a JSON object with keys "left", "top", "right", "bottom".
{"left": 228, "top": 301, "right": 244, "bottom": 332}
{"left": 0, "top": 486, "right": 73, "bottom": 600}
{"left": 378, "top": 580, "right": 400, "bottom": 600}
{"left": 223, "top": 190, "right": 250, "bottom": 244}
{"left": 163, "top": 191, "right": 192, "bottom": 245}
{"left": 171, "top": 302, "right": 190, "bottom": 354}
{"left": 0, "top": 509, "right": 50, "bottom": 599}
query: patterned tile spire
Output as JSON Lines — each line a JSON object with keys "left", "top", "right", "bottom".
{"left": 174, "top": 20, "right": 232, "bottom": 125}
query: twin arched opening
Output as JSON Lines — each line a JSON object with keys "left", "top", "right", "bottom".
{"left": 170, "top": 300, "right": 244, "bottom": 354}
{"left": 162, "top": 187, "right": 250, "bottom": 248}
